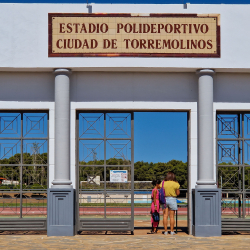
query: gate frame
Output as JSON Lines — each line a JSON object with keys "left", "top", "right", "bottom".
{"left": 213, "top": 103, "right": 250, "bottom": 232}
{"left": 0, "top": 110, "right": 49, "bottom": 231}
{"left": 74, "top": 109, "right": 191, "bottom": 234}
{"left": 216, "top": 111, "right": 250, "bottom": 221}
{"left": 75, "top": 111, "right": 134, "bottom": 233}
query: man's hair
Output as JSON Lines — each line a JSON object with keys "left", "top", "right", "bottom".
{"left": 165, "top": 171, "right": 176, "bottom": 181}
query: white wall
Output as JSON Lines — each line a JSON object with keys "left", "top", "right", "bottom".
{"left": 72, "top": 72, "right": 197, "bottom": 102}
{"left": 0, "top": 72, "right": 54, "bottom": 102}
{"left": 214, "top": 73, "right": 250, "bottom": 103}
{"left": 3, "top": 71, "right": 250, "bottom": 104}
{"left": 0, "top": 3, "right": 250, "bottom": 72}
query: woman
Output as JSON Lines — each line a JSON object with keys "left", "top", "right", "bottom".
{"left": 161, "top": 171, "right": 180, "bottom": 235}
{"left": 147, "top": 179, "right": 161, "bottom": 234}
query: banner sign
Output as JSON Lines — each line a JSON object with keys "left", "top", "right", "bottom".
{"left": 48, "top": 13, "right": 220, "bottom": 57}
{"left": 110, "top": 170, "right": 128, "bottom": 183}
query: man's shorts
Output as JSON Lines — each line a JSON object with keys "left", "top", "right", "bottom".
{"left": 161, "top": 197, "right": 178, "bottom": 211}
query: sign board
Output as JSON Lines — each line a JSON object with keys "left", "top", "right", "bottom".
{"left": 48, "top": 13, "right": 220, "bottom": 57}
{"left": 110, "top": 170, "right": 128, "bottom": 183}
{"left": 87, "top": 175, "right": 100, "bottom": 185}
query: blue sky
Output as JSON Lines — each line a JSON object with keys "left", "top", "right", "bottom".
{"left": 77, "top": 112, "right": 187, "bottom": 164}
{"left": 134, "top": 112, "right": 187, "bottom": 163}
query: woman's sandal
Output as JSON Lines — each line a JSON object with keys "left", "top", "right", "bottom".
{"left": 147, "top": 231, "right": 156, "bottom": 234}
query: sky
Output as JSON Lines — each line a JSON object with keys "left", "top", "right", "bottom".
{"left": 134, "top": 112, "right": 187, "bottom": 163}
{"left": 77, "top": 112, "right": 187, "bottom": 164}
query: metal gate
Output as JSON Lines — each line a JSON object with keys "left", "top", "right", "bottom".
{"left": 217, "top": 112, "right": 250, "bottom": 231}
{"left": 76, "top": 112, "right": 134, "bottom": 233}
{"left": 0, "top": 111, "right": 48, "bottom": 230}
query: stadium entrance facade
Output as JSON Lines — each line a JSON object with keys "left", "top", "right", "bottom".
{"left": 1, "top": 3, "right": 250, "bottom": 237}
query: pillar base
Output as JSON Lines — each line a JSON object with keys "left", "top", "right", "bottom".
{"left": 192, "top": 188, "right": 221, "bottom": 237}
{"left": 52, "top": 179, "right": 72, "bottom": 186}
{"left": 196, "top": 184, "right": 217, "bottom": 189}
{"left": 47, "top": 188, "right": 75, "bottom": 236}
{"left": 196, "top": 180, "right": 216, "bottom": 186}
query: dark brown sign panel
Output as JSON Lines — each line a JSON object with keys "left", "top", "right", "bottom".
{"left": 48, "top": 13, "right": 220, "bottom": 57}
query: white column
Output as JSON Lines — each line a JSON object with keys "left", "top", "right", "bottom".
{"left": 196, "top": 69, "right": 216, "bottom": 188}
{"left": 52, "top": 69, "right": 72, "bottom": 188}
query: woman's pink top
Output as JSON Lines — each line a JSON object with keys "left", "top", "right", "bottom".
{"left": 151, "top": 188, "right": 160, "bottom": 227}
{"left": 151, "top": 188, "right": 159, "bottom": 200}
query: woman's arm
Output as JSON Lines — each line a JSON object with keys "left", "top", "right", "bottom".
{"left": 153, "top": 189, "right": 157, "bottom": 210}
{"left": 176, "top": 189, "right": 180, "bottom": 196}
{"left": 175, "top": 181, "right": 180, "bottom": 196}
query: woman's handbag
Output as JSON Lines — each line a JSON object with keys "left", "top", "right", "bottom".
{"left": 159, "top": 180, "right": 166, "bottom": 204}
{"left": 152, "top": 211, "right": 160, "bottom": 222}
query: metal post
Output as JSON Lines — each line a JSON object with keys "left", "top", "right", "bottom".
{"left": 131, "top": 112, "right": 134, "bottom": 235}
{"left": 242, "top": 114, "right": 245, "bottom": 218}
{"left": 20, "top": 113, "right": 23, "bottom": 218}
{"left": 192, "top": 69, "right": 221, "bottom": 237}
{"left": 104, "top": 113, "right": 107, "bottom": 219}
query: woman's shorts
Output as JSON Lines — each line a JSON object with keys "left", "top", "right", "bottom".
{"left": 161, "top": 197, "right": 177, "bottom": 211}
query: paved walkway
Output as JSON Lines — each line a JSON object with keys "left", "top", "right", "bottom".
{"left": 0, "top": 230, "right": 250, "bottom": 249}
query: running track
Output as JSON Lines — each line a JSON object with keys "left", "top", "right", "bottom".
{"left": 0, "top": 207, "right": 240, "bottom": 216}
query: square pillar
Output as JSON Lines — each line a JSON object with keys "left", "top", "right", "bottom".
{"left": 47, "top": 189, "right": 75, "bottom": 236}
{"left": 192, "top": 189, "right": 221, "bottom": 237}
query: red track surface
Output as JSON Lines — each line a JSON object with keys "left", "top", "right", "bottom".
{"left": 0, "top": 207, "right": 239, "bottom": 216}
{"left": 79, "top": 207, "right": 188, "bottom": 216}
{"left": 0, "top": 207, "right": 47, "bottom": 216}
{"left": 0, "top": 207, "right": 187, "bottom": 216}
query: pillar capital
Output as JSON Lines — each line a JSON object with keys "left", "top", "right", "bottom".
{"left": 53, "top": 68, "right": 72, "bottom": 76}
{"left": 196, "top": 69, "right": 215, "bottom": 76}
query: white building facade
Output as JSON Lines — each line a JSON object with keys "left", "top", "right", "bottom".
{"left": 0, "top": 3, "right": 250, "bottom": 236}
